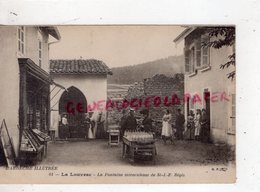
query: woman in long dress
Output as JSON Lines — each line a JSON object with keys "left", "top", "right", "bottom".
{"left": 161, "top": 109, "right": 172, "bottom": 144}
{"left": 86, "top": 113, "right": 94, "bottom": 139}
{"left": 194, "top": 109, "right": 202, "bottom": 140}
{"left": 88, "top": 124, "right": 94, "bottom": 139}
{"left": 186, "top": 110, "right": 195, "bottom": 140}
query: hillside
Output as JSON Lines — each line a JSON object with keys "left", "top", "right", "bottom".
{"left": 107, "top": 55, "right": 184, "bottom": 84}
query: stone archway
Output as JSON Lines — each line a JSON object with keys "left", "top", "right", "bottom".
{"left": 59, "top": 86, "right": 87, "bottom": 139}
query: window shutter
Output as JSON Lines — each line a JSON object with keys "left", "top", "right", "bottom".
{"left": 195, "top": 38, "right": 201, "bottom": 67}
{"left": 184, "top": 48, "right": 190, "bottom": 73}
{"left": 190, "top": 47, "right": 195, "bottom": 73}
{"left": 202, "top": 35, "right": 210, "bottom": 67}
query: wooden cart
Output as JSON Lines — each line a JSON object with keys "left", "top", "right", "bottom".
{"left": 122, "top": 136, "right": 156, "bottom": 164}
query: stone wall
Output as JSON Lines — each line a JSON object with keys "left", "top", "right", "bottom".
{"left": 107, "top": 73, "right": 184, "bottom": 136}
{"left": 143, "top": 73, "right": 184, "bottom": 122}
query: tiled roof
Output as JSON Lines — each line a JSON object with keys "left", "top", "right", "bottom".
{"left": 50, "top": 59, "right": 112, "bottom": 75}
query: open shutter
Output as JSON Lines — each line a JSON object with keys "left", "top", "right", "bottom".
{"left": 195, "top": 38, "right": 201, "bottom": 68}
{"left": 201, "top": 35, "right": 210, "bottom": 67}
{"left": 190, "top": 47, "right": 195, "bottom": 73}
{"left": 184, "top": 48, "right": 190, "bottom": 73}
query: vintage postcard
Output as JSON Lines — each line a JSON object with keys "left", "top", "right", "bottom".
{"left": 0, "top": 25, "right": 236, "bottom": 184}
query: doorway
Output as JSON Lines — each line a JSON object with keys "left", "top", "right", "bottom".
{"left": 203, "top": 89, "right": 211, "bottom": 141}
{"left": 59, "top": 86, "right": 87, "bottom": 139}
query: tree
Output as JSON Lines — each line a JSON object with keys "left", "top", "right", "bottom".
{"left": 202, "top": 27, "right": 235, "bottom": 80}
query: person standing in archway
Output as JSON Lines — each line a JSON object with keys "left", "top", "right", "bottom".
{"left": 61, "top": 114, "right": 70, "bottom": 140}
{"left": 82, "top": 113, "right": 91, "bottom": 139}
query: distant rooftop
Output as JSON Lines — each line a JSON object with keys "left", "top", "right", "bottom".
{"left": 50, "top": 59, "right": 112, "bottom": 75}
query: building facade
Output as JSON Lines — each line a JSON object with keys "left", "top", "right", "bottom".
{"left": 174, "top": 27, "right": 236, "bottom": 146}
{"left": 0, "top": 26, "right": 60, "bottom": 163}
{"left": 49, "top": 59, "right": 112, "bottom": 139}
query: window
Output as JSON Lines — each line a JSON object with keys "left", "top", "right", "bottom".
{"left": 185, "top": 34, "right": 210, "bottom": 74}
{"left": 18, "top": 26, "right": 25, "bottom": 55}
{"left": 184, "top": 48, "right": 190, "bottom": 73}
{"left": 189, "top": 47, "right": 195, "bottom": 73}
{"left": 184, "top": 46, "right": 195, "bottom": 74}
{"left": 201, "top": 35, "right": 210, "bottom": 67}
{"left": 38, "top": 40, "right": 42, "bottom": 67}
{"left": 195, "top": 39, "right": 201, "bottom": 68}
{"left": 185, "top": 39, "right": 202, "bottom": 74}
{"left": 38, "top": 30, "right": 43, "bottom": 67}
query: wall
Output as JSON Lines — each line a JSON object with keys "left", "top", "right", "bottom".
{"left": 143, "top": 74, "right": 184, "bottom": 122}
{"left": 107, "top": 84, "right": 130, "bottom": 125}
{"left": 50, "top": 74, "right": 108, "bottom": 137}
{"left": 109, "top": 74, "right": 184, "bottom": 136}
{"left": 184, "top": 37, "right": 235, "bottom": 146}
{"left": 26, "top": 27, "right": 49, "bottom": 72}
{"left": 0, "top": 27, "right": 21, "bottom": 157}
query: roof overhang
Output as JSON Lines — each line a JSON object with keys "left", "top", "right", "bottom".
{"left": 18, "top": 58, "right": 52, "bottom": 84}
{"left": 18, "top": 58, "right": 66, "bottom": 90}
{"left": 40, "top": 26, "right": 61, "bottom": 40}
{"left": 173, "top": 27, "right": 196, "bottom": 44}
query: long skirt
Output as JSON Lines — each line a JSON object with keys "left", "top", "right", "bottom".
{"left": 185, "top": 126, "right": 195, "bottom": 140}
{"left": 195, "top": 124, "right": 201, "bottom": 136}
{"left": 88, "top": 126, "right": 94, "bottom": 139}
{"left": 161, "top": 121, "right": 172, "bottom": 137}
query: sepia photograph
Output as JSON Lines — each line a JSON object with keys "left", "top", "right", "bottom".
{"left": 0, "top": 25, "right": 236, "bottom": 183}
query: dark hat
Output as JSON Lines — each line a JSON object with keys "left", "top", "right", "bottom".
{"left": 140, "top": 108, "right": 149, "bottom": 115}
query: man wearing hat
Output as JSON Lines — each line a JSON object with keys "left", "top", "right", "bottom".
{"left": 122, "top": 108, "right": 137, "bottom": 133}
{"left": 175, "top": 108, "right": 185, "bottom": 140}
{"left": 140, "top": 109, "right": 153, "bottom": 132}
{"left": 119, "top": 109, "right": 128, "bottom": 138}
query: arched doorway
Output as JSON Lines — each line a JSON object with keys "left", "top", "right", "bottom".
{"left": 59, "top": 86, "right": 87, "bottom": 139}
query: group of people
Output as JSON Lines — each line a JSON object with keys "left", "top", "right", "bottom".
{"left": 120, "top": 108, "right": 153, "bottom": 138}
{"left": 119, "top": 107, "right": 210, "bottom": 144}
{"left": 60, "top": 111, "right": 105, "bottom": 139}
{"left": 119, "top": 107, "right": 186, "bottom": 143}
{"left": 186, "top": 109, "right": 210, "bottom": 143}
{"left": 161, "top": 108, "right": 185, "bottom": 143}
{"left": 60, "top": 107, "right": 209, "bottom": 143}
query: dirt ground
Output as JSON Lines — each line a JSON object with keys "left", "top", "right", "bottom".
{"left": 41, "top": 139, "right": 235, "bottom": 166}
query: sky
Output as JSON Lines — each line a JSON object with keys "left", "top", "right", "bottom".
{"left": 49, "top": 26, "right": 185, "bottom": 68}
